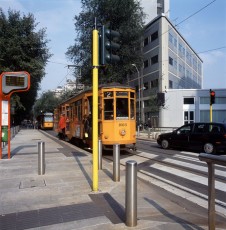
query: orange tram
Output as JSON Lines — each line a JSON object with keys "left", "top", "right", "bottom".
{"left": 54, "top": 84, "right": 136, "bottom": 150}
{"left": 37, "top": 112, "right": 54, "bottom": 130}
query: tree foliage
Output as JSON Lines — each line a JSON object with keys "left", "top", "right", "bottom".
{"left": 0, "top": 8, "right": 52, "bottom": 120}
{"left": 33, "top": 91, "right": 60, "bottom": 118}
{"left": 66, "top": 0, "right": 145, "bottom": 85}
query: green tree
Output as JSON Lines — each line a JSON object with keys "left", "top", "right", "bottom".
{"left": 0, "top": 8, "right": 52, "bottom": 121}
{"left": 66, "top": 0, "right": 145, "bottom": 85}
{"left": 33, "top": 91, "right": 60, "bottom": 118}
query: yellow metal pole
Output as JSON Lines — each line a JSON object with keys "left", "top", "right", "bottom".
{"left": 92, "top": 20, "right": 99, "bottom": 191}
{"left": 210, "top": 104, "right": 212, "bottom": 122}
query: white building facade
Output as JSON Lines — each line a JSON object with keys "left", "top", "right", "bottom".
{"left": 159, "top": 89, "right": 226, "bottom": 128}
{"left": 130, "top": 15, "right": 203, "bottom": 126}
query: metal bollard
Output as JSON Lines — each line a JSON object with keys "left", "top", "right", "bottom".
{"left": 38, "top": 142, "right": 45, "bottom": 175}
{"left": 125, "top": 160, "right": 137, "bottom": 227}
{"left": 208, "top": 162, "right": 215, "bottom": 230}
{"left": 98, "top": 140, "right": 102, "bottom": 170}
{"left": 113, "top": 144, "right": 120, "bottom": 182}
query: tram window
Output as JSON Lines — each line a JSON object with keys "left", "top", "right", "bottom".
{"left": 77, "top": 105, "right": 81, "bottom": 121}
{"left": 130, "top": 99, "right": 135, "bottom": 119}
{"left": 116, "top": 98, "right": 128, "bottom": 119}
{"left": 74, "top": 100, "right": 82, "bottom": 121}
{"left": 116, "top": 91, "right": 128, "bottom": 96}
{"left": 104, "top": 99, "right": 114, "bottom": 120}
{"left": 66, "top": 106, "right": 70, "bottom": 118}
{"left": 130, "top": 92, "right": 135, "bottom": 98}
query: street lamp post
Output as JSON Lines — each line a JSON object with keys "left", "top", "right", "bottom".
{"left": 131, "top": 64, "right": 141, "bottom": 136}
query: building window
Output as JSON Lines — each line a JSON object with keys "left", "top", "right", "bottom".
{"left": 198, "top": 63, "right": 202, "bottom": 75}
{"left": 174, "top": 38, "right": 177, "bottom": 47}
{"left": 217, "top": 97, "right": 226, "bottom": 104}
{"left": 193, "top": 58, "right": 197, "bottom": 69}
{"left": 144, "top": 37, "right": 149, "bottom": 46}
{"left": 182, "top": 47, "right": 185, "bottom": 56}
{"left": 169, "top": 56, "right": 173, "bottom": 66}
{"left": 184, "top": 97, "right": 194, "bottom": 104}
{"left": 151, "top": 79, "right": 158, "bottom": 88}
{"left": 143, "top": 60, "right": 149, "bottom": 68}
{"left": 200, "top": 96, "right": 226, "bottom": 104}
{"left": 151, "top": 55, "right": 158, "bottom": 65}
{"left": 179, "top": 43, "right": 182, "bottom": 52}
{"left": 200, "top": 97, "right": 209, "bottom": 104}
{"left": 200, "top": 110, "right": 226, "bottom": 123}
{"left": 135, "top": 85, "right": 139, "bottom": 92}
{"left": 144, "top": 82, "right": 149, "bottom": 90}
{"left": 169, "top": 33, "right": 173, "bottom": 43}
{"left": 169, "top": 80, "right": 173, "bottom": 89}
{"left": 179, "top": 64, "right": 182, "bottom": 72}
{"left": 174, "top": 60, "right": 177, "bottom": 69}
{"left": 184, "top": 111, "right": 194, "bottom": 124}
{"left": 151, "top": 31, "right": 158, "bottom": 42}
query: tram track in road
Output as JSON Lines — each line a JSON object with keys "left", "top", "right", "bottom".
{"left": 103, "top": 144, "right": 226, "bottom": 216}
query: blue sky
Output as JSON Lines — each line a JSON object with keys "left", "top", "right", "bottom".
{"left": 1, "top": 0, "right": 226, "bottom": 93}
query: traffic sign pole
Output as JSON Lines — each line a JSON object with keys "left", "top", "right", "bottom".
{"left": 0, "top": 71, "right": 30, "bottom": 159}
{"left": 92, "top": 18, "right": 99, "bottom": 191}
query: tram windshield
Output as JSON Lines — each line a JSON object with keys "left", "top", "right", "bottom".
{"left": 44, "top": 115, "right": 53, "bottom": 122}
{"left": 116, "top": 98, "right": 128, "bottom": 120}
{"left": 104, "top": 99, "right": 114, "bottom": 120}
{"left": 103, "top": 90, "right": 135, "bottom": 120}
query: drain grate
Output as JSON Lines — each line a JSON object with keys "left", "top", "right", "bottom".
{"left": 19, "top": 178, "right": 46, "bottom": 189}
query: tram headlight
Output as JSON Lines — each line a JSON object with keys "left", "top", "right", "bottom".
{"left": 120, "top": 129, "right": 126, "bottom": 136}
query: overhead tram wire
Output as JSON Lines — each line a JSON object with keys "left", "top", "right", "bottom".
{"left": 174, "top": 0, "right": 217, "bottom": 27}
{"left": 45, "top": 60, "right": 80, "bottom": 89}
{"left": 160, "top": 0, "right": 217, "bottom": 38}
{"left": 198, "top": 46, "right": 226, "bottom": 54}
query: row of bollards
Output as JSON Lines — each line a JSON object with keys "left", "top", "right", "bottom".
{"left": 39, "top": 139, "right": 137, "bottom": 227}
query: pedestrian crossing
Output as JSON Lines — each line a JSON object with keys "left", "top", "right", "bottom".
{"left": 120, "top": 150, "right": 226, "bottom": 217}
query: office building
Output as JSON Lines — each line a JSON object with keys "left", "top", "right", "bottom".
{"left": 130, "top": 14, "right": 203, "bottom": 126}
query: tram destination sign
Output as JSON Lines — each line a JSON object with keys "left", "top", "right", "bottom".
{"left": 1, "top": 71, "right": 30, "bottom": 95}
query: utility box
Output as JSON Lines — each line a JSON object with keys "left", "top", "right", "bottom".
{"left": 2, "top": 126, "right": 8, "bottom": 142}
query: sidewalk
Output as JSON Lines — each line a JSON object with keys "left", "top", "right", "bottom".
{"left": 0, "top": 129, "right": 225, "bottom": 229}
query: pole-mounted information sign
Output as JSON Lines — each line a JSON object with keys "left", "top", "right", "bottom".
{"left": 0, "top": 71, "right": 30, "bottom": 159}
{"left": 1, "top": 72, "right": 30, "bottom": 96}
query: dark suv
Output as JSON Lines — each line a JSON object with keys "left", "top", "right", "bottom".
{"left": 157, "top": 122, "right": 226, "bottom": 154}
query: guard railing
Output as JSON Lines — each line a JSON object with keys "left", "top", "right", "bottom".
{"left": 199, "top": 153, "right": 226, "bottom": 230}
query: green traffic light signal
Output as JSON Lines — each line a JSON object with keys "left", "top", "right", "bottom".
{"left": 100, "top": 25, "right": 120, "bottom": 65}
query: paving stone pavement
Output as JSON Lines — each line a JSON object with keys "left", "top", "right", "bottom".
{"left": 0, "top": 128, "right": 226, "bottom": 229}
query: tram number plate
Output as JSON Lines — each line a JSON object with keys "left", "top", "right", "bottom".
{"left": 119, "top": 123, "right": 127, "bottom": 127}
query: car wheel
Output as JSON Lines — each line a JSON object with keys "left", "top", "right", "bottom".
{"left": 161, "top": 139, "right": 169, "bottom": 149}
{"left": 203, "top": 143, "right": 215, "bottom": 154}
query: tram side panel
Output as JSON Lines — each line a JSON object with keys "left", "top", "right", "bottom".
{"left": 53, "top": 86, "right": 136, "bottom": 149}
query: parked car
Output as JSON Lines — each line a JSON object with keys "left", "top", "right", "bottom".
{"left": 157, "top": 122, "right": 226, "bottom": 154}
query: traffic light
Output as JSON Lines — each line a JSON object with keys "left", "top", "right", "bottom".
{"left": 100, "top": 25, "right": 120, "bottom": 65}
{"left": 210, "top": 89, "right": 215, "bottom": 105}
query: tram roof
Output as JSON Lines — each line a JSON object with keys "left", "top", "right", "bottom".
{"left": 59, "top": 83, "right": 135, "bottom": 105}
